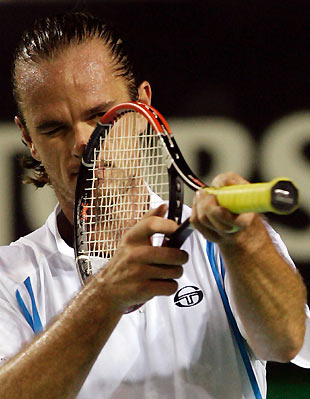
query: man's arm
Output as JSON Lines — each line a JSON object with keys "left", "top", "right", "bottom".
{"left": 0, "top": 205, "right": 187, "bottom": 399}
{"left": 190, "top": 172, "right": 307, "bottom": 362}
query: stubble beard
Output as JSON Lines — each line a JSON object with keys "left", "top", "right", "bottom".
{"left": 48, "top": 171, "right": 76, "bottom": 222}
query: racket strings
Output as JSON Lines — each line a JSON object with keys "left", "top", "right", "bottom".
{"left": 82, "top": 111, "right": 169, "bottom": 259}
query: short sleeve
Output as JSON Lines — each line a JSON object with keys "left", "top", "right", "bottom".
{"left": 291, "top": 306, "right": 310, "bottom": 368}
{"left": 0, "top": 279, "right": 35, "bottom": 365}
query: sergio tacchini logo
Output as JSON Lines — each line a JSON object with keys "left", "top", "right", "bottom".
{"left": 174, "top": 285, "right": 204, "bottom": 308}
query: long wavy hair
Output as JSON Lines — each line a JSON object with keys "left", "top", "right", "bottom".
{"left": 12, "top": 11, "right": 139, "bottom": 187}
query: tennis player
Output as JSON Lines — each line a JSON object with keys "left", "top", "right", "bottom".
{"left": 0, "top": 11, "right": 308, "bottom": 399}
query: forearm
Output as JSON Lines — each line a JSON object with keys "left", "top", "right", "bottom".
{"left": 0, "top": 275, "right": 122, "bottom": 399}
{"left": 0, "top": 206, "right": 187, "bottom": 398}
{"left": 220, "top": 215, "right": 307, "bottom": 362}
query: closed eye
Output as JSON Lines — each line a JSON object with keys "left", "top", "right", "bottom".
{"left": 41, "top": 126, "right": 64, "bottom": 136}
{"left": 36, "top": 119, "right": 67, "bottom": 136}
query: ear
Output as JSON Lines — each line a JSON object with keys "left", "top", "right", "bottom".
{"left": 137, "top": 81, "right": 152, "bottom": 105}
{"left": 15, "top": 116, "right": 41, "bottom": 162}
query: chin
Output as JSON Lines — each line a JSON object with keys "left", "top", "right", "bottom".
{"left": 55, "top": 184, "right": 75, "bottom": 205}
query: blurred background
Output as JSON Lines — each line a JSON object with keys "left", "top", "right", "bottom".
{"left": 0, "top": 0, "right": 309, "bottom": 397}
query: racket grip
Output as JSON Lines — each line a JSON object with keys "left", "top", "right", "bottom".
{"left": 204, "top": 177, "right": 299, "bottom": 215}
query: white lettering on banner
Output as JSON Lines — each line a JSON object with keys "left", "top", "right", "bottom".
{"left": 0, "top": 124, "right": 21, "bottom": 243}
{"left": 169, "top": 117, "right": 256, "bottom": 205}
{"left": 0, "top": 113, "right": 309, "bottom": 262}
{"left": 260, "top": 112, "right": 310, "bottom": 261}
{"left": 0, "top": 124, "right": 56, "bottom": 245}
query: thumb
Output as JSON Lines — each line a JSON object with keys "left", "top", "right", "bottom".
{"left": 141, "top": 203, "right": 168, "bottom": 220}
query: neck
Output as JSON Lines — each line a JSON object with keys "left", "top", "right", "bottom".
{"left": 57, "top": 210, "right": 74, "bottom": 247}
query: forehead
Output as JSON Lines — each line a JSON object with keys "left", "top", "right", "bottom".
{"left": 17, "top": 39, "right": 127, "bottom": 110}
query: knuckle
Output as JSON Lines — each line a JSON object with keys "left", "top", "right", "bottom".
{"left": 121, "top": 227, "right": 135, "bottom": 244}
{"left": 211, "top": 172, "right": 227, "bottom": 187}
{"left": 119, "top": 245, "right": 142, "bottom": 265}
{"left": 192, "top": 212, "right": 210, "bottom": 228}
{"left": 212, "top": 171, "right": 240, "bottom": 187}
{"left": 121, "top": 246, "right": 134, "bottom": 263}
{"left": 144, "top": 216, "right": 158, "bottom": 233}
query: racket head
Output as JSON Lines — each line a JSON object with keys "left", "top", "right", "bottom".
{"left": 74, "top": 101, "right": 187, "bottom": 285}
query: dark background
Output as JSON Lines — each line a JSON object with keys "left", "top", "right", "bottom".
{"left": 0, "top": 0, "right": 309, "bottom": 397}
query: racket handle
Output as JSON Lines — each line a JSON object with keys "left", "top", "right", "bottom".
{"left": 204, "top": 177, "right": 299, "bottom": 215}
{"left": 166, "top": 177, "right": 299, "bottom": 249}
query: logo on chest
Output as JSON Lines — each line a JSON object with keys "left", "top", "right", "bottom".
{"left": 174, "top": 285, "right": 204, "bottom": 308}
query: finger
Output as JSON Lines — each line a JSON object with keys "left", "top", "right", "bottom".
{"left": 191, "top": 210, "right": 239, "bottom": 236}
{"left": 150, "top": 265, "right": 184, "bottom": 280}
{"left": 191, "top": 190, "right": 242, "bottom": 236}
{"left": 123, "top": 211, "right": 179, "bottom": 244}
{"left": 211, "top": 172, "right": 249, "bottom": 188}
{"left": 123, "top": 245, "right": 189, "bottom": 266}
{"left": 190, "top": 211, "right": 241, "bottom": 241}
{"left": 141, "top": 203, "right": 168, "bottom": 219}
{"left": 203, "top": 204, "right": 240, "bottom": 232}
{"left": 105, "top": 274, "right": 179, "bottom": 312}
{"left": 141, "top": 279, "right": 179, "bottom": 298}
{"left": 130, "top": 263, "right": 184, "bottom": 281}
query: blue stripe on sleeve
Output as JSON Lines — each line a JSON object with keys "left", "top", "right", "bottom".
{"left": 16, "top": 289, "right": 34, "bottom": 331}
{"left": 16, "top": 276, "right": 43, "bottom": 334}
{"left": 206, "top": 241, "right": 262, "bottom": 399}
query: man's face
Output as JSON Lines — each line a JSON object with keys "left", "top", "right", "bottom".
{"left": 17, "top": 39, "right": 133, "bottom": 220}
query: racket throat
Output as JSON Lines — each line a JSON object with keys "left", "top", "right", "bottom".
{"left": 165, "top": 218, "right": 194, "bottom": 248}
{"left": 167, "top": 169, "right": 184, "bottom": 224}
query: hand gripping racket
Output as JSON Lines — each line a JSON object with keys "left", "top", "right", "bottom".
{"left": 74, "top": 102, "right": 298, "bottom": 308}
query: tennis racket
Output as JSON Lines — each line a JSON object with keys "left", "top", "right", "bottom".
{"left": 74, "top": 101, "right": 298, "bottom": 308}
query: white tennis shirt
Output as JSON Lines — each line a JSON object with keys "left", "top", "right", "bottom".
{"left": 0, "top": 205, "right": 308, "bottom": 399}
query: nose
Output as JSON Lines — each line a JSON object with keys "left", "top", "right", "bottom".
{"left": 72, "top": 123, "right": 93, "bottom": 158}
